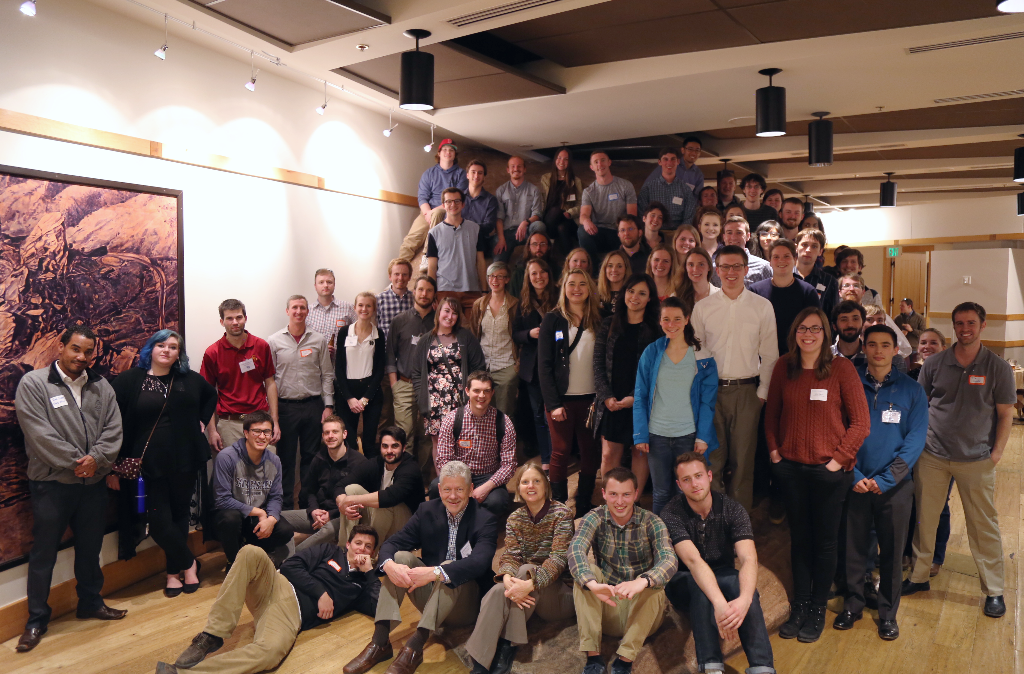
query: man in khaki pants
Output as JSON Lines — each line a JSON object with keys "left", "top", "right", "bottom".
{"left": 569, "top": 467, "right": 678, "bottom": 674}
{"left": 903, "top": 302, "right": 1014, "bottom": 619}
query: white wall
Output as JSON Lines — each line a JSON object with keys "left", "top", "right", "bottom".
{"left": 0, "top": 0, "right": 431, "bottom": 606}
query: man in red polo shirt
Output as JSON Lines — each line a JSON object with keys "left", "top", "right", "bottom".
{"left": 202, "top": 299, "right": 280, "bottom": 451}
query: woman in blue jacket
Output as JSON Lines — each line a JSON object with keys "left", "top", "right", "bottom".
{"left": 633, "top": 296, "right": 719, "bottom": 514}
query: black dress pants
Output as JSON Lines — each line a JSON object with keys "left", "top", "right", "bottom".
{"left": 277, "top": 397, "right": 324, "bottom": 509}
{"left": 146, "top": 471, "right": 197, "bottom": 574}
{"left": 27, "top": 480, "right": 109, "bottom": 629}
{"left": 214, "top": 508, "right": 294, "bottom": 567}
{"left": 336, "top": 376, "right": 385, "bottom": 459}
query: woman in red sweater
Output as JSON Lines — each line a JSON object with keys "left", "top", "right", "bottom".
{"left": 765, "top": 306, "right": 870, "bottom": 644}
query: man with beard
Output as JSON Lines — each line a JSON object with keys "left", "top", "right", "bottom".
{"left": 777, "top": 198, "right": 804, "bottom": 241}
{"left": 508, "top": 231, "right": 560, "bottom": 299}
{"left": 831, "top": 301, "right": 907, "bottom": 374}
{"left": 837, "top": 277, "right": 912, "bottom": 358}
{"left": 494, "top": 156, "right": 545, "bottom": 263}
{"left": 337, "top": 426, "right": 426, "bottom": 545}
{"left": 618, "top": 214, "right": 650, "bottom": 275}
{"left": 662, "top": 453, "right": 774, "bottom": 674}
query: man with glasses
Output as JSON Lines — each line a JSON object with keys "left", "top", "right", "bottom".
{"left": 693, "top": 245, "right": 779, "bottom": 511}
{"left": 637, "top": 147, "right": 697, "bottom": 231}
{"left": 427, "top": 187, "right": 488, "bottom": 315}
{"left": 711, "top": 217, "right": 772, "bottom": 288}
{"left": 212, "top": 411, "right": 295, "bottom": 569}
{"left": 645, "top": 137, "right": 705, "bottom": 195}
{"left": 493, "top": 156, "right": 545, "bottom": 263}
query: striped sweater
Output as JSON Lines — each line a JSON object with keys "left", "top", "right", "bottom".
{"left": 496, "top": 500, "right": 574, "bottom": 590}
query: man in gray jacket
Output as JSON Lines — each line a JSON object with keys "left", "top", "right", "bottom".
{"left": 14, "top": 326, "right": 125, "bottom": 653}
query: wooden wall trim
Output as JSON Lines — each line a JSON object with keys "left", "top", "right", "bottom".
{"left": 0, "top": 531, "right": 209, "bottom": 643}
{"left": 0, "top": 108, "right": 419, "bottom": 208}
{"left": 826, "top": 233, "right": 1024, "bottom": 249}
{"left": 930, "top": 312, "right": 1024, "bottom": 321}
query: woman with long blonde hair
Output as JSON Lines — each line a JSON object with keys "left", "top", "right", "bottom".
{"left": 597, "top": 249, "right": 630, "bottom": 317}
{"left": 646, "top": 244, "right": 677, "bottom": 300}
{"left": 514, "top": 259, "right": 557, "bottom": 471}
{"left": 335, "top": 291, "right": 387, "bottom": 455}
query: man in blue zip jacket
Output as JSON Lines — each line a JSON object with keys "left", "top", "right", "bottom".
{"left": 834, "top": 325, "right": 927, "bottom": 641}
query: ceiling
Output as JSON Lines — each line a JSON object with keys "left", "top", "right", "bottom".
{"left": 96, "top": 0, "right": 1024, "bottom": 209}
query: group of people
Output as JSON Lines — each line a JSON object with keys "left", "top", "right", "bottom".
{"left": 11, "top": 137, "right": 1015, "bottom": 674}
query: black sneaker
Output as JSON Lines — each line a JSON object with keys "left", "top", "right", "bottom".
{"left": 779, "top": 601, "right": 809, "bottom": 639}
{"left": 175, "top": 632, "right": 225, "bottom": 668}
{"left": 582, "top": 656, "right": 606, "bottom": 674}
{"left": 797, "top": 606, "right": 827, "bottom": 643}
{"left": 609, "top": 658, "right": 633, "bottom": 674}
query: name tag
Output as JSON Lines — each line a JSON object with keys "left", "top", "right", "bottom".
{"left": 458, "top": 438, "right": 473, "bottom": 449}
{"left": 816, "top": 283, "right": 826, "bottom": 292}
{"left": 50, "top": 394, "right": 68, "bottom": 409}
{"left": 344, "top": 334, "right": 358, "bottom": 347}
{"left": 882, "top": 409, "right": 901, "bottom": 424}
{"left": 672, "top": 196, "right": 684, "bottom": 205}
{"left": 299, "top": 348, "right": 313, "bottom": 358}
{"left": 327, "top": 559, "right": 343, "bottom": 572}
{"left": 460, "top": 541, "right": 473, "bottom": 557}
{"left": 969, "top": 375, "right": 986, "bottom": 385}
{"left": 810, "top": 388, "right": 828, "bottom": 401}
{"left": 567, "top": 194, "right": 576, "bottom": 202}
{"left": 336, "top": 319, "right": 345, "bottom": 327}
{"left": 608, "top": 193, "right": 619, "bottom": 201}
{"left": 411, "top": 334, "right": 420, "bottom": 346}
{"left": 239, "top": 358, "right": 256, "bottom": 373}
{"left": 555, "top": 330, "right": 564, "bottom": 341}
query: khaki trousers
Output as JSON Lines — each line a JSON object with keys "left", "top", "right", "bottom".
{"left": 279, "top": 509, "right": 342, "bottom": 553}
{"left": 338, "top": 484, "right": 413, "bottom": 548}
{"left": 193, "top": 545, "right": 302, "bottom": 674}
{"left": 375, "top": 551, "right": 480, "bottom": 631}
{"left": 218, "top": 418, "right": 276, "bottom": 454}
{"left": 392, "top": 379, "right": 433, "bottom": 483}
{"left": 465, "top": 565, "right": 575, "bottom": 668}
{"left": 398, "top": 209, "right": 446, "bottom": 264}
{"left": 379, "top": 380, "right": 396, "bottom": 430}
{"left": 490, "top": 365, "right": 519, "bottom": 420}
{"left": 911, "top": 450, "right": 1004, "bottom": 595}
{"left": 709, "top": 384, "right": 760, "bottom": 511}
{"left": 573, "top": 566, "right": 666, "bottom": 661}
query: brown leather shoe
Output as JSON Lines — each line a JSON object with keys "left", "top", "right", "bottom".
{"left": 344, "top": 642, "right": 395, "bottom": 674}
{"left": 930, "top": 563, "right": 941, "bottom": 577}
{"left": 76, "top": 605, "right": 128, "bottom": 620}
{"left": 16, "top": 627, "right": 46, "bottom": 652}
{"left": 384, "top": 645, "right": 423, "bottom": 674}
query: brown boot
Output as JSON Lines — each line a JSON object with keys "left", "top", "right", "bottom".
{"left": 384, "top": 645, "right": 424, "bottom": 674}
{"left": 344, "top": 642, "right": 395, "bottom": 674}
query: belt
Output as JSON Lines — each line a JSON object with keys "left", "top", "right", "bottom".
{"left": 279, "top": 396, "right": 319, "bottom": 404}
{"left": 219, "top": 412, "right": 265, "bottom": 421}
{"left": 719, "top": 377, "right": 759, "bottom": 387}
{"left": 399, "top": 376, "right": 412, "bottom": 383}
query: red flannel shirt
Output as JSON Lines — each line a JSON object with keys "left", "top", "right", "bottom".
{"left": 435, "top": 405, "right": 516, "bottom": 486}
{"left": 200, "top": 332, "right": 276, "bottom": 415}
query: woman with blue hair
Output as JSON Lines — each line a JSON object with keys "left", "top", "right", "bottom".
{"left": 110, "top": 329, "right": 218, "bottom": 597}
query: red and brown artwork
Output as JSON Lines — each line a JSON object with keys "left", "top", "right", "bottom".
{"left": 0, "top": 167, "right": 182, "bottom": 569}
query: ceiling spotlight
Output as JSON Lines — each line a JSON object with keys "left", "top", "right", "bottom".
{"left": 315, "top": 80, "right": 329, "bottom": 115}
{"left": 997, "top": 0, "right": 1024, "bottom": 12}
{"left": 244, "top": 51, "right": 259, "bottom": 92}
{"left": 400, "top": 29, "right": 434, "bottom": 111}
{"left": 154, "top": 14, "right": 169, "bottom": 60}
{"left": 20, "top": 0, "right": 36, "bottom": 16}
{"left": 808, "top": 112, "right": 833, "bottom": 167}
{"left": 880, "top": 172, "right": 897, "bottom": 207}
{"left": 755, "top": 68, "right": 786, "bottom": 137}
{"left": 383, "top": 109, "right": 397, "bottom": 137}
{"left": 423, "top": 124, "right": 436, "bottom": 153}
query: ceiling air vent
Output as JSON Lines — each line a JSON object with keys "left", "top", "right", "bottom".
{"left": 933, "top": 89, "right": 1024, "bottom": 104}
{"left": 908, "top": 31, "right": 1024, "bottom": 54}
{"left": 448, "top": 0, "right": 564, "bottom": 27}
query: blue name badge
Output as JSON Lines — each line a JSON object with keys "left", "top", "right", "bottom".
{"left": 555, "top": 330, "right": 564, "bottom": 341}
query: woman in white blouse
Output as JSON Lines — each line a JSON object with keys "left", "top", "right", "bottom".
{"left": 334, "top": 292, "right": 386, "bottom": 457}
{"left": 469, "top": 261, "right": 519, "bottom": 418}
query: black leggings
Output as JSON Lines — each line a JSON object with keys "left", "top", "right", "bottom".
{"left": 146, "top": 471, "right": 197, "bottom": 574}
{"left": 772, "top": 458, "right": 853, "bottom": 607}
{"left": 337, "top": 376, "right": 385, "bottom": 458}
{"left": 544, "top": 206, "right": 577, "bottom": 255}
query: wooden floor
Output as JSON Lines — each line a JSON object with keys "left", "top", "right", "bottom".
{"left": 2, "top": 426, "right": 1022, "bottom": 674}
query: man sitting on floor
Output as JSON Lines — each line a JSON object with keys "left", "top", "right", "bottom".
{"left": 661, "top": 453, "right": 775, "bottom": 674}
{"left": 344, "top": 461, "right": 498, "bottom": 674}
{"left": 570, "top": 467, "right": 677, "bottom": 674}
{"left": 156, "top": 526, "right": 380, "bottom": 674}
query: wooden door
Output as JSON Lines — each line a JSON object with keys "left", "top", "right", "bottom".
{"left": 891, "top": 252, "right": 930, "bottom": 321}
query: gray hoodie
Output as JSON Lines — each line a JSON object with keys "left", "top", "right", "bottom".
{"left": 15, "top": 363, "right": 123, "bottom": 484}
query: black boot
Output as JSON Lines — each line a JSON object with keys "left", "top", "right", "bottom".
{"left": 575, "top": 473, "right": 597, "bottom": 517}
{"left": 797, "top": 606, "right": 827, "bottom": 643}
{"left": 779, "top": 601, "right": 809, "bottom": 639}
{"left": 551, "top": 480, "right": 569, "bottom": 505}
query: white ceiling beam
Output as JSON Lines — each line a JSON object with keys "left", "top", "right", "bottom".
{"left": 768, "top": 157, "right": 1016, "bottom": 182}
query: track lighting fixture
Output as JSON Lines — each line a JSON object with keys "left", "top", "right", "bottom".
{"left": 808, "top": 112, "right": 833, "bottom": 166}
{"left": 803, "top": 196, "right": 814, "bottom": 214}
{"left": 383, "top": 109, "right": 397, "bottom": 137}
{"left": 400, "top": 29, "right": 434, "bottom": 111}
{"left": 755, "top": 68, "right": 786, "bottom": 137}
{"left": 997, "top": 0, "right": 1024, "bottom": 12}
{"left": 154, "top": 14, "right": 169, "bottom": 60}
{"left": 423, "top": 124, "right": 436, "bottom": 153}
{"left": 880, "top": 173, "right": 897, "bottom": 207}
{"left": 315, "top": 81, "right": 329, "bottom": 115}
{"left": 20, "top": 0, "right": 36, "bottom": 16}
{"left": 244, "top": 51, "right": 258, "bottom": 91}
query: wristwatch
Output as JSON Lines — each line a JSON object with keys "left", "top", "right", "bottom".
{"left": 639, "top": 573, "right": 652, "bottom": 588}
{"left": 433, "top": 566, "right": 442, "bottom": 578}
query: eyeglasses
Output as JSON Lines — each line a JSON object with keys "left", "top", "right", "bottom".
{"left": 716, "top": 263, "right": 747, "bottom": 272}
{"left": 488, "top": 274, "right": 510, "bottom": 281}
{"left": 247, "top": 428, "right": 273, "bottom": 437}
{"left": 796, "top": 325, "right": 824, "bottom": 334}
{"left": 443, "top": 199, "right": 462, "bottom": 205}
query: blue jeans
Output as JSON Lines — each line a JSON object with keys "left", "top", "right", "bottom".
{"left": 648, "top": 433, "right": 696, "bottom": 514}
{"left": 666, "top": 569, "right": 775, "bottom": 673}
{"left": 576, "top": 225, "right": 620, "bottom": 273}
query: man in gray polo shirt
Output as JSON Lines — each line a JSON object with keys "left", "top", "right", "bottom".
{"left": 426, "top": 186, "right": 487, "bottom": 315}
{"left": 903, "top": 301, "right": 1014, "bottom": 619}
{"left": 578, "top": 150, "right": 637, "bottom": 272}
{"left": 493, "top": 155, "right": 544, "bottom": 263}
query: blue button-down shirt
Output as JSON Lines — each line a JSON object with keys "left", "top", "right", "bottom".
{"left": 644, "top": 164, "right": 705, "bottom": 195}
{"left": 638, "top": 172, "right": 698, "bottom": 228}
{"left": 462, "top": 188, "right": 499, "bottom": 236}
{"left": 418, "top": 164, "right": 469, "bottom": 209}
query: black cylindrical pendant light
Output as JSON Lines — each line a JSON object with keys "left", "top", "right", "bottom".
{"left": 808, "top": 112, "right": 833, "bottom": 166}
{"left": 400, "top": 29, "right": 434, "bottom": 111}
{"left": 1014, "top": 145, "right": 1024, "bottom": 183}
{"left": 803, "top": 196, "right": 814, "bottom": 214}
{"left": 880, "top": 172, "right": 897, "bottom": 207}
{"left": 756, "top": 68, "right": 786, "bottom": 137}
{"left": 1017, "top": 192, "right": 1024, "bottom": 216}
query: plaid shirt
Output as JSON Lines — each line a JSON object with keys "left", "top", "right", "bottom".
{"left": 306, "top": 298, "right": 355, "bottom": 347}
{"left": 376, "top": 285, "right": 414, "bottom": 342}
{"left": 637, "top": 172, "right": 698, "bottom": 227}
{"left": 569, "top": 505, "right": 677, "bottom": 588}
{"left": 435, "top": 405, "right": 517, "bottom": 486}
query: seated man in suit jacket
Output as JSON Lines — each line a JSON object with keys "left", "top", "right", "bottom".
{"left": 344, "top": 460, "right": 498, "bottom": 674}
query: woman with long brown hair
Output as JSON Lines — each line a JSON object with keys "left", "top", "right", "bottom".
{"left": 596, "top": 250, "right": 630, "bottom": 317}
{"left": 675, "top": 248, "right": 719, "bottom": 308}
{"left": 537, "top": 268, "right": 602, "bottom": 515}
{"left": 514, "top": 259, "right": 557, "bottom": 471}
{"left": 765, "top": 307, "right": 870, "bottom": 644}
{"left": 540, "top": 147, "right": 584, "bottom": 254}
{"left": 645, "top": 245, "right": 677, "bottom": 301}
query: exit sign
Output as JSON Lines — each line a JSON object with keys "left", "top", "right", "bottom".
{"left": 887, "top": 246, "right": 902, "bottom": 258}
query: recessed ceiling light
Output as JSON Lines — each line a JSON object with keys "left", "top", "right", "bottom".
{"left": 998, "top": 0, "right": 1024, "bottom": 12}
{"left": 356, "top": 44, "right": 369, "bottom": 51}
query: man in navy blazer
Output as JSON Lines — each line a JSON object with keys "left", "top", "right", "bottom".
{"left": 344, "top": 460, "right": 498, "bottom": 674}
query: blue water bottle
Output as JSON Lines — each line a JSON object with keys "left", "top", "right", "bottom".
{"left": 136, "top": 476, "right": 146, "bottom": 514}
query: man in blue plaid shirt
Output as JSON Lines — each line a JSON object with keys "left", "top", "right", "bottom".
{"left": 376, "top": 258, "right": 415, "bottom": 342}
{"left": 637, "top": 147, "right": 698, "bottom": 231}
